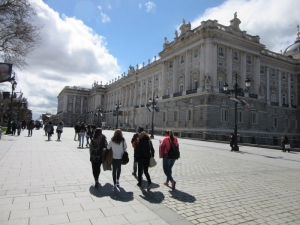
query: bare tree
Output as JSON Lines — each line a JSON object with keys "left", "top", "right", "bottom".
{"left": 0, "top": 0, "right": 42, "bottom": 68}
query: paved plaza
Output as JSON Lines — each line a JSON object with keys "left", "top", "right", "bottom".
{"left": 0, "top": 128, "right": 300, "bottom": 225}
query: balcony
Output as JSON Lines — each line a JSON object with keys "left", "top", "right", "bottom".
{"left": 173, "top": 92, "right": 182, "bottom": 97}
{"left": 162, "top": 95, "right": 170, "bottom": 99}
{"left": 186, "top": 89, "right": 197, "bottom": 95}
{"left": 140, "top": 104, "right": 145, "bottom": 107}
{"left": 249, "top": 94, "right": 258, "bottom": 99}
{"left": 282, "top": 104, "right": 289, "bottom": 108}
{"left": 271, "top": 102, "right": 279, "bottom": 106}
{"left": 292, "top": 105, "right": 297, "bottom": 109}
{"left": 134, "top": 105, "right": 139, "bottom": 108}
{"left": 237, "top": 92, "right": 244, "bottom": 97}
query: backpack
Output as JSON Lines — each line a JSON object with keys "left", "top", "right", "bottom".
{"left": 168, "top": 138, "right": 180, "bottom": 160}
{"left": 131, "top": 133, "right": 139, "bottom": 148}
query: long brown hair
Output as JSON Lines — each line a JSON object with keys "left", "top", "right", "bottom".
{"left": 169, "top": 130, "right": 175, "bottom": 142}
{"left": 139, "top": 131, "right": 150, "bottom": 141}
{"left": 111, "top": 129, "right": 124, "bottom": 144}
{"left": 93, "top": 128, "right": 102, "bottom": 139}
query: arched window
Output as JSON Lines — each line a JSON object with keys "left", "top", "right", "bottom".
{"left": 271, "top": 93, "right": 276, "bottom": 102}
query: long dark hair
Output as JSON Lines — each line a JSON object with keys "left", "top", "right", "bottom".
{"left": 169, "top": 130, "right": 175, "bottom": 142}
{"left": 139, "top": 131, "right": 150, "bottom": 141}
{"left": 111, "top": 129, "right": 124, "bottom": 144}
{"left": 93, "top": 128, "right": 102, "bottom": 139}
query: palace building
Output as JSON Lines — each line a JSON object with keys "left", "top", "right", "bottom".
{"left": 55, "top": 14, "right": 300, "bottom": 144}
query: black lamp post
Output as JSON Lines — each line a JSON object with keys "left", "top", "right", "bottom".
{"left": 223, "top": 75, "right": 251, "bottom": 151}
{"left": 6, "top": 79, "right": 17, "bottom": 134}
{"left": 115, "top": 101, "right": 121, "bottom": 129}
{"left": 148, "top": 95, "right": 159, "bottom": 139}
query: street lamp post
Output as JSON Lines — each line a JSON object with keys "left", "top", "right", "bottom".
{"left": 223, "top": 75, "right": 251, "bottom": 151}
{"left": 148, "top": 95, "right": 159, "bottom": 139}
{"left": 115, "top": 101, "right": 121, "bottom": 129}
{"left": 6, "top": 80, "right": 17, "bottom": 134}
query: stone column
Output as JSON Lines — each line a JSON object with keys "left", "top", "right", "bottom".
{"left": 139, "top": 81, "right": 143, "bottom": 106}
{"left": 278, "top": 70, "right": 282, "bottom": 106}
{"left": 204, "top": 42, "right": 213, "bottom": 89}
{"left": 184, "top": 50, "right": 192, "bottom": 91}
{"left": 199, "top": 45, "right": 205, "bottom": 91}
{"left": 226, "top": 48, "right": 233, "bottom": 89}
{"left": 212, "top": 44, "right": 218, "bottom": 92}
{"left": 161, "top": 62, "right": 166, "bottom": 96}
{"left": 288, "top": 73, "right": 291, "bottom": 108}
{"left": 73, "top": 95, "right": 76, "bottom": 113}
{"left": 241, "top": 52, "right": 246, "bottom": 90}
{"left": 134, "top": 83, "right": 137, "bottom": 107}
{"left": 266, "top": 67, "right": 270, "bottom": 105}
{"left": 254, "top": 56, "right": 260, "bottom": 95}
{"left": 173, "top": 56, "right": 178, "bottom": 94}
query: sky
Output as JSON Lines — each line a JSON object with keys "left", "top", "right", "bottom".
{"left": 1, "top": 0, "right": 299, "bottom": 120}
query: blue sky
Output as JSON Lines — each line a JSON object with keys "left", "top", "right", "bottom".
{"left": 1, "top": 0, "right": 299, "bottom": 119}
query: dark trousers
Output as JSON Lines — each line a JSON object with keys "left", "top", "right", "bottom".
{"left": 112, "top": 159, "right": 122, "bottom": 185}
{"left": 91, "top": 161, "right": 102, "bottom": 181}
{"left": 57, "top": 132, "right": 62, "bottom": 140}
{"left": 28, "top": 129, "right": 32, "bottom": 136}
{"left": 138, "top": 158, "right": 151, "bottom": 185}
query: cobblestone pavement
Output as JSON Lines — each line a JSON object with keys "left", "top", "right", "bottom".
{"left": 0, "top": 128, "right": 300, "bottom": 225}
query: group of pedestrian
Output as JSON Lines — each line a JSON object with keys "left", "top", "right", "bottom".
{"left": 74, "top": 122, "right": 97, "bottom": 148}
{"left": 10, "top": 120, "right": 34, "bottom": 137}
{"left": 43, "top": 121, "right": 64, "bottom": 141}
{"left": 89, "top": 126, "right": 179, "bottom": 192}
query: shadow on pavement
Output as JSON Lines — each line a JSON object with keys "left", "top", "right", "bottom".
{"left": 169, "top": 189, "right": 196, "bottom": 203}
{"left": 238, "top": 151, "right": 300, "bottom": 162}
{"left": 139, "top": 188, "right": 165, "bottom": 204}
{"left": 89, "top": 183, "right": 134, "bottom": 202}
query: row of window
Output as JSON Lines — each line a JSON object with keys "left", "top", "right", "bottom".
{"left": 271, "top": 94, "right": 294, "bottom": 105}
{"left": 260, "top": 67, "right": 295, "bottom": 81}
{"left": 168, "top": 49, "right": 200, "bottom": 68}
{"left": 218, "top": 47, "right": 252, "bottom": 64}
{"left": 221, "top": 109, "right": 257, "bottom": 124}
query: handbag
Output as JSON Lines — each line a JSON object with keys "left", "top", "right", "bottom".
{"left": 121, "top": 141, "right": 129, "bottom": 165}
{"left": 149, "top": 157, "right": 157, "bottom": 167}
{"left": 285, "top": 144, "right": 290, "bottom": 149}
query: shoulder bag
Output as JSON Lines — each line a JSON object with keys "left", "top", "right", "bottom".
{"left": 149, "top": 141, "right": 157, "bottom": 167}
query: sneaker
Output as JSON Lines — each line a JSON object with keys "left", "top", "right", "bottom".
{"left": 147, "top": 183, "right": 152, "bottom": 191}
{"left": 163, "top": 182, "right": 169, "bottom": 186}
{"left": 171, "top": 181, "right": 176, "bottom": 191}
{"left": 132, "top": 172, "right": 136, "bottom": 177}
{"left": 116, "top": 180, "right": 120, "bottom": 187}
{"left": 113, "top": 184, "right": 116, "bottom": 189}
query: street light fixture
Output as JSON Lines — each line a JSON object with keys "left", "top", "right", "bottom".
{"left": 223, "top": 74, "right": 251, "bottom": 151}
{"left": 6, "top": 79, "right": 17, "bottom": 134}
{"left": 148, "top": 95, "right": 159, "bottom": 139}
{"left": 115, "top": 101, "right": 121, "bottom": 129}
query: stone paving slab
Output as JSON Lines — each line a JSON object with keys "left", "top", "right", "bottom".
{"left": 0, "top": 128, "right": 300, "bottom": 224}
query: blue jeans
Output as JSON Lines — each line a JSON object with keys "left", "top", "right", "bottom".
{"left": 163, "top": 154, "right": 176, "bottom": 182}
{"left": 79, "top": 134, "right": 85, "bottom": 146}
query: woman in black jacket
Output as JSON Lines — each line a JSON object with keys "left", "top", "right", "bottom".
{"left": 135, "top": 131, "right": 155, "bottom": 191}
{"left": 89, "top": 128, "right": 107, "bottom": 188}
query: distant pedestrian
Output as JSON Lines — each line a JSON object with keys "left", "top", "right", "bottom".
{"left": 107, "top": 129, "right": 127, "bottom": 188}
{"left": 135, "top": 131, "right": 155, "bottom": 191}
{"left": 78, "top": 122, "right": 86, "bottom": 148}
{"left": 229, "top": 133, "right": 235, "bottom": 151}
{"left": 159, "top": 130, "right": 178, "bottom": 191}
{"left": 22, "top": 120, "right": 26, "bottom": 130}
{"left": 281, "top": 134, "right": 289, "bottom": 152}
{"left": 44, "top": 122, "right": 48, "bottom": 136}
{"left": 56, "top": 121, "right": 64, "bottom": 141}
{"left": 17, "top": 122, "right": 21, "bottom": 136}
{"left": 74, "top": 122, "right": 80, "bottom": 141}
{"left": 86, "top": 124, "right": 93, "bottom": 147}
{"left": 89, "top": 128, "right": 107, "bottom": 188}
{"left": 46, "top": 121, "right": 54, "bottom": 141}
{"left": 27, "top": 120, "right": 34, "bottom": 137}
{"left": 11, "top": 120, "right": 17, "bottom": 136}
{"left": 131, "top": 126, "right": 144, "bottom": 177}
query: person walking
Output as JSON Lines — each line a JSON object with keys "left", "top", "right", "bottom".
{"left": 86, "top": 124, "right": 93, "bottom": 147}
{"left": 56, "top": 121, "right": 64, "bottom": 141}
{"left": 78, "top": 122, "right": 86, "bottom": 148}
{"left": 89, "top": 128, "right": 107, "bottom": 188}
{"left": 46, "top": 121, "right": 54, "bottom": 141}
{"left": 107, "top": 129, "right": 127, "bottom": 188}
{"left": 11, "top": 120, "right": 17, "bottom": 136}
{"left": 131, "top": 126, "right": 144, "bottom": 177}
{"left": 281, "top": 134, "right": 289, "bottom": 152}
{"left": 229, "top": 133, "right": 235, "bottom": 151}
{"left": 22, "top": 120, "right": 26, "bottom": 130}
{"left": 44, "top": 122, "right": 48, "bottom": 136}
{"left": 27, "top": 120, "right": 34, "bottom": 137}
{"left": 17, "top": 121, "right": 22, "bottom": 136}
{"left": 159, "top": 130, "right": 178, "bottom": 191}
{"left": 135, "top": 131, "right": 155, "bottom": 191}
{"left": 74, "top": 122, "right": 80, "bottom": 141}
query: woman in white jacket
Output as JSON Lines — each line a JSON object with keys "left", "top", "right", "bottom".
{"left": 107, "top": 129, "right": 127, "bottom": 188}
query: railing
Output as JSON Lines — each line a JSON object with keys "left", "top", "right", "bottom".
{"left": 282, "top": 104, "right": 289, "bottom": 108}
{"left": 237, "top": 92, "right": 244, "bottom": 97}
{"left": 173, "top": 92, "right": 182, "bottom": 97}
{"left": 162, "top": 95, "right": 170, "bottom": 99}
{"left": 140, "top": 104, "right": 145, "bottom": 107}
{"left": 134, "top": 105, "right": 139, "bottom": 108}
{"left": 186, "top": 89, "right": 197, "bottom": 95}
{"left": 292, "top": 105, "right": 297, "bottom": 109}
{"left": 249, "top": 94, "right": 258, "bottom": 99}
{"left": 271, "top": 102, "right": 279, "bottom": 106}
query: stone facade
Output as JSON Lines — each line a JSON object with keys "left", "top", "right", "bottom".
{"left": 55, "top": 14, "right": 300, "bottom": 140}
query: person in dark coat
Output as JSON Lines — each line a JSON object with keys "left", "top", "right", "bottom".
{"left": 131, "top": 126, "right": 144, "bottom": 177}
{"left": 229, "top": 133, "right": 235, "bottom": 151}
{"left": 74, "top": 122, "right": 80, "bottom": 141}
{"left": 11, "top": 120, "right": 17, "bottom": 136}
{"left": 89, "top": 128, "right": 107, "bottom": 188}
{"left": 135, "top": 131, "right": 155, "bottom": 191}
{"left": 27, "top": 120, "right": 34, "bottom": 137}
{"left": 281, "top": 134, "right": 289, "bottom": 152}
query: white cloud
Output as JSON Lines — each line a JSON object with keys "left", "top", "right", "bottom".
{"left": 145, "top": 2, "right": 156, "bottom": 13}
{"left": 138, "top": 3, "right": 142, "bottom": 9}
{"left": 100, "top": 12, "right": 111, "bottom": 23}
{"left": 11, "top": 0, "right": 119, "bottom": 118}
{"left": 189, "top": 0, "right": 300, "bottom": 53}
